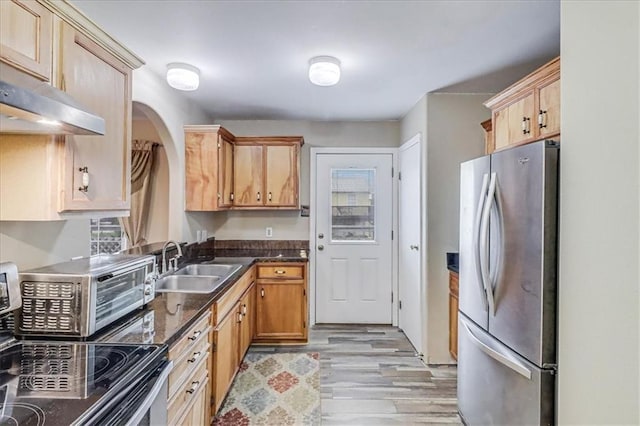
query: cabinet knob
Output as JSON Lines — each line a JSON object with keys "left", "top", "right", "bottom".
{"left": 78, "top": 166, "right": 89, "bottom": 192}
{"left": 188, "top": 351, "right": 201, "bottom": 363}
{"left": 188, "top": 330, "right": 201, "bottom": 341}
{"left": 274, "top": 269, "right": 286, "bottom": 275}
{"left": 186, "top": 381, "right": 200, "bottom": 394}
{"left": 538, "top": 110, "right": 547, "bottom": 129}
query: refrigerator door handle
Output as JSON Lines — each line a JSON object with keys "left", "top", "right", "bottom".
{"left": 461, "top": 317, "right": 532, "bottom": 380}
{"left": 480, "top": 172, "right": 497, "bottom": 315}
{"left": 490, "top": 177, "right": 505, "bottom": 303}
{"left": 473, "top": 173, "right": 490, "bottom": 312}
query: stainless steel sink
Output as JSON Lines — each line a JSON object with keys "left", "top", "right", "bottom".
{"left": 172, "top": 263, "right": 242, "bottom": 277}
{"left": 155, "top": 275, "right": 223, "bottom": 294}
{"left": 155, "top": 263, "right": 243, "bottom": 294}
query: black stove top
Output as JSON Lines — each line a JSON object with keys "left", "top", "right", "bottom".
{"left": 0, "top": 340, "right": 163, "bottom": 425}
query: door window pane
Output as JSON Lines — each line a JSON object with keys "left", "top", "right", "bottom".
{"left": 331, "top": 168, "right": 375, "bottom": 241}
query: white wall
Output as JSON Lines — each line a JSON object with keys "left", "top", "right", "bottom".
{"left": 213, "top": 120, "right": 400, "bottom": 240}
{"left": 0, "top": 220, "right": 89, "bottom": 270}
{"left": 559, "top": 2, "right": 639, "bottom": 424}
{"left": 425, "top": 93, "right": 489, "bottom": 363}
{"left": 132, "top": 67, "right": 215, "bottom": 243}
{"left": 398, "top": 94, "right": 489, "bottom": 363}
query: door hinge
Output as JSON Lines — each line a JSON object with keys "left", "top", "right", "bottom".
{"left": 391, "top": 230, "right": 394, "bottom": 240}
{"left": 392, "top": 167, "right": 394, "bottom": 178}
{"left": 391, "top": 292, "right": 393, "bottom": 303}
{"left": 398, "top": 171, "right": 402, "bottom": 180}
{"left": 211, "top": 342, "right": 217, "bottom": 352}
{"left": 303, "top": 321, "right": 306, "bottom": 328}
{"left": 399, "top": 300, "right": 402, "bottom": 309}
{"left": 303, "top": 289, "right": 306, "bottom": 296}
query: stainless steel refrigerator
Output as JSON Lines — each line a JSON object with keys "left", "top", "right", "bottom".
{"left": 457, "top": 140, "right": 559, "bottom": 425}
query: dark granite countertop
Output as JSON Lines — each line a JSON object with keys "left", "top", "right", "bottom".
{"left": 95, "top": 252, "right": 307, "bottom": 347}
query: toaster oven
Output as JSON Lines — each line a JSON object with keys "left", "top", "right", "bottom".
{"left": 15, "top": 254, "right": 156, "bottom": 338}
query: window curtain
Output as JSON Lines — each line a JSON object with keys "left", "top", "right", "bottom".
{"left": 119, "top": 140, "right": 158, "bottom": 247}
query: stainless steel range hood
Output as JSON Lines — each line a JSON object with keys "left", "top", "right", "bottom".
{"left": 0, "top": 80, "right": 105, "bottom": 136}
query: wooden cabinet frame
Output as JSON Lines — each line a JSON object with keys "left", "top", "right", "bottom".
{"left": 484, "top": 57, "right": 560, "bottom": 153}
{"left": 185, "top": 125, "right": 235, "bottom": 211}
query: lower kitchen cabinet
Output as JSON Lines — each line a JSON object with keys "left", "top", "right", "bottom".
{"left": 238, "top": 282, "right": 256, "bottom": 359}
{"left": 167, "top": 311, "right": 211, "bottom": 425}
{"left": 254, "top": 262, "right": 308, "bottom": 343}
{"left": 210, "top": 265, "right": 256, "bottom": 415}
{"left": 449, "top": 271, "right": 459, "bottom": 360}
{"left": 211, "top": 302, "right": 240, "bottom": 414}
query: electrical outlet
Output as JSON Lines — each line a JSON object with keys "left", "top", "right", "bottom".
{"left": 265, "top": 227, "right": 273, "bottom": 238}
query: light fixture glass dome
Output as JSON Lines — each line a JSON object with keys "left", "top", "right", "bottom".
{"left": 309, "top": 56, "right": 341, "bottom": 86}
{"left": 166, "top": 63, "right": 200, "bottom": 91}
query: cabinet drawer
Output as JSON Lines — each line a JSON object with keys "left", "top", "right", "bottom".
{"left": 169, "top": 311, "right": 211, "bottom": 361}
{"left": 212, "top": 266, "right": 255, "bottom": 325}
{"left": 257, "top": 264, "right": 304, "bottom": 279}
{"left": 168, "top": 330, "right": 210, "bottom": 398}
{"left": 168, "top": 358, "right": 208, "bottom": 425}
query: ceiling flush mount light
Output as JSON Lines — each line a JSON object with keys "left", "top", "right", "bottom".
{"left": 166, "top": 62, "right": 200, "bottom": 91}
{"left": 308, "top": 56, "right": 341, "bottom": 86}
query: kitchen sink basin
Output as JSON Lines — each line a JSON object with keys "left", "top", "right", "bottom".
{"left": 155, "top": 275, "right": 224, "bottom": 294}
{"left": 172, "top": 263, "right": 242, "bottom": 277}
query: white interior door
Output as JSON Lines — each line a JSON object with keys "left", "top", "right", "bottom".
{"left": 315, "top": 153, "right": 393, "bottom": 323}
{"left": 398, "top": 136, "right": 423, "bottom": 352}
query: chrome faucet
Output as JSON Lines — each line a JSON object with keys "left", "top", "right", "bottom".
{"left": 161, "top": 240, "right": 183, "bottom": 274}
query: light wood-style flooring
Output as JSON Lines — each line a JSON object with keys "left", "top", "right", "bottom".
{"left": 251, "top": 324, "right": 462, "bottom": 425}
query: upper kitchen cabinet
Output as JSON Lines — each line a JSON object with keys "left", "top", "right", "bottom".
{"left": 0, "top": 0, "right": 53, "bottom": 81}
{"left": 0, "top": 0, "right": 143, "bottom": 220}
{"left": 185, "top": 125, "right": 235, "bottom": 211}
{"left": 233, "top": 137, "right": 303, "bottom": 209}
{"left": 484, "top": 57, "right": 560, "bottom": 153}
{"left": 57, "top": 21, "right": 132, "bottom": 212}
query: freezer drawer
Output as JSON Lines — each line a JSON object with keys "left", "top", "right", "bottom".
{"left": 457, "top": 314, "right": 555, "bottom": 426}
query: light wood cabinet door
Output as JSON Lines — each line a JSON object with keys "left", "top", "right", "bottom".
{"left": 449, "top": 272, "right": 459, "bottom": 360}
{"left": 506, "top": 93, "right": 534, "bottom": 146}
{"left": 0, "top": 0, "right": 52, "bottom": 81}
{"left": 239, "top": 283, "right": 255, "bottom": 359}
{"left": 233, "top": 144, "right": 263, "bottom": 207}
{"left": 537, "top": 77, "right": 560, "bottom": 138}
{"left": 211, "top": 303, "right": 240, "bottom": 414}
{"left": 58, "top": 22, "right": 132, "bottom": 211}
{"left": 255, "top": 281, "right": 306, "bottom": 340}
{"left": 265, "top": 144, "right": 299, "bottom": 207}
{"left": 185, "top": 130, "right": 220, "bottom": 211}
{"left": 219, "top": 136, "right": 234, "bottom": 208}
{"left": 185, "top": 125, "right": 235, "bottom": 211}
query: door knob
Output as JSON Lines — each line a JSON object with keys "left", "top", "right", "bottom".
{"left": 410, "top": 245, "right": 419, "bottom": 250}
{"left": 318, "top": 245, "right": 324, "bottom": 251}
{"left": 318, "top": 233, "right": 324, "bottom": 239}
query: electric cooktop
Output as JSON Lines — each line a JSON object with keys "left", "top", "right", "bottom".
{"left": 0, "top": 340, "right": 163, "bottom": 425}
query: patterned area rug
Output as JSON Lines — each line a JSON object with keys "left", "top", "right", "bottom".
{"left": 214, "top": 352, "right": 321, "bottom": 425}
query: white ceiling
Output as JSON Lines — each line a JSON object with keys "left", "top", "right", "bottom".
{"left": 71, "top": 0, "right": 560, "bottom": 121}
